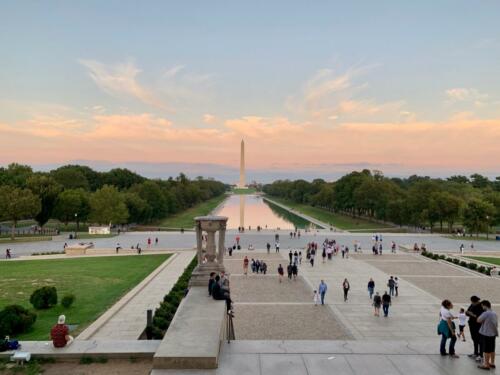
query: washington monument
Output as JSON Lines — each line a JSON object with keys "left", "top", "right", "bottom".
{"left": 239, "top": 139, "right": 245, "bottom": 188}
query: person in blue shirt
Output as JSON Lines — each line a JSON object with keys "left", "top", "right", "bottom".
{"left": 318, "top": 280, "right": 328, "bottom": 305}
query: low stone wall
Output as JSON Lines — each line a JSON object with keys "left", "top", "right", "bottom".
{"left": 0, "top": 340, "right": 160, "bottom": 360}
{"left": 153, "top": 286, "right": 227, "bottom": 369}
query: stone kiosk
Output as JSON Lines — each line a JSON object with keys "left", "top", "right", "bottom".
{"left": 153, "top": 216, "right": 228, "bottom": 371}
{"left": 189, "top": 215, "right": 228, "bottom": 286}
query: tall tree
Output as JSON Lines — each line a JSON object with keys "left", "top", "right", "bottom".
{"left": 27, "top": 175, "right": 62, "bottom": 227}
{"left": 89, "top": 185, "right": 129, "bottom": 225}
{"left": 53, "top": 189, "right": 91, "bottom": 230}
{"left": 463, "top": 198, "right": 495, "bottom": 237}
{"left": 0, "top": 186, "right": 41, "bottom": 239}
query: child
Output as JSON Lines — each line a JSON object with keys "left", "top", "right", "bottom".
{"left": 458, "top": 308, "right": 468, "bottom": 341}
{"left": 313, "top": 290, "right": 320, "bottom": 305}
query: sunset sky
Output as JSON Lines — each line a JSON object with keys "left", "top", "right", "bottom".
{"left": 1, "top": 1, "right": 499, "bottom": 181}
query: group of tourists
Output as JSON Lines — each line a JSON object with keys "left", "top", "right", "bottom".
{"left": 288, "top": 230, "right": 301, "bottom": 239}
{"left": 367, "top": 276, "right": 399, "bottom": 317}
{"left": 439, "top": 295, "right": 497, "bottom": 370}
{"left": 208, "top": 271, "right": 233, "bottom": 312}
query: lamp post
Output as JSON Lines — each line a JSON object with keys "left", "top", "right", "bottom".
{"left": 486, "top": 215, "right": 489, "bottom": 240}
{"left": 75, "top": 213, "right": 78, "bottom": 239}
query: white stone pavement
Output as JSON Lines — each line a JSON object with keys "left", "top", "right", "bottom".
{"left": 79, "top": 250, "right": 196, "bottom": 340}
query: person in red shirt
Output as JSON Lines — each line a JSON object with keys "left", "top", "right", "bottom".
{"left": 243, "top": 256, "right": 249, "bottom": 275}
{"left": 50, "top": 315, "right": 73, "bottom": 348}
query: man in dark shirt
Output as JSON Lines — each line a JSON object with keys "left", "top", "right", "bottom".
{"left": 466, "top": 295, "right": 484, "bottom": 361}
{"left": 382, "top": 292, "right": 391, "bottom": 317}
{"left": 208, "top": 272, "right": 216, "bottom": 296}
{"left": 212, "top": 275, "right": 232, "bottom": 311}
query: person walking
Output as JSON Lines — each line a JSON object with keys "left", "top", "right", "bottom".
{"left": 382, "top": 291, "right": 391, "bottom": 317}
{"left": 243, "top": 256, "right": 249, "bottom": 275}
{"left": 275, "top": 242, "right": 280, "bottom": 253}
{"left": 318, "top": 280, "right": 328, "bottom": 305}
{"left": 477, "top": 300, "right": 498, "bottom": 370}
{"left": 310, "top": 251, "right": 315, "bottom": 267}
{"left": 299, "top": 251, "right": 302, "bottom": 265}
{"left": 292, "top": 263, "right": 298, "bottom": 280}
{"left": 277, "top": 264, "right": 284, "bottom": 283}
{"left": 322, "top": 247, "right": 326, "bottom": 263}
{"left": 342, "top": 278, "right": 350, "bottom": 302}
{"left": 266, "top": 242, "right": 271, "bottom": 254}
{"left": 287, "top": 263, "right": 293, "bottom": 281}
{"left": 367, "top": 278, "right": 375, "bottom": 299}
{"left": 313, "top": 290, "right": 320, "bottom": 306}
{"left": 289, "top": 250, "right": 293, "bottom": 263}
{"left": 438, "top": 299, "right": 458, "bottom": 358}
{"left": 388, "top": 276, "right": 395, "bottom": 296}
{"left": 466, "top": 295, "right": 484, "bottom": 362}
{"left": 373, "top": 292, "right": 382, "bottom": 316}
{"left": 394, "top": 277, "right": 399, "bottom": 297}
{"left": 458, "top": 308, "right": 468, "bottom": 342}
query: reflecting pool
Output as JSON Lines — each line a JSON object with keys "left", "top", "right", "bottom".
{"left": 214, "top": 194, "right": 311, "bottom": 229}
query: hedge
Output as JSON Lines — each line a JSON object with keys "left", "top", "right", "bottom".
{"left": 148, "top": 257, "right": 198, "bottom": 339}
{"left": 421, "top": 250, "right": 492, "bottom": 275}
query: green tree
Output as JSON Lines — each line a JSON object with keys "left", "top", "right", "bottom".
{"left": 27, "top": 174, "right": 62, "bottom": 227}
{"left": 51, "top": 167, "right": 90, "bottom": 190}
{"left": 428, "top": 191, "right": 463, "bottom": 233}
{"left": 463, "top": 198, "right": 495, "bottom": 238}
{"left": 123, "top": 192, "right": 151, "bottom": 223}
{"left": 89, "top": 185, "right": 129, "bottom": 225}
{"left": 0, "top": 186, "right": 41, "bottom": 239}
{"left": 53, "top": 189, "right": 91, "bottom": 230}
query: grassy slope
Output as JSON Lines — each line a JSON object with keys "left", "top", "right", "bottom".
{"left": 157, "top": 194, "right": 227, "bottom": 229}
{"left": 0, "top": 254, "right": 170, "bottom": 340}
{"left": 465, "top": 256, "right": 500, "bottom": 266}
{"left": 267, "top": 196, "right": 393, "bottom": 231}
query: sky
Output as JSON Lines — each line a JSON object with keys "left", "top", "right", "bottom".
{"left": 1, "top": 1, "right": 500, "bottom": 182}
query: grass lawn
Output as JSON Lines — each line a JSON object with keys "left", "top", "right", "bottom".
{"left": 267, "top": 196, "right": 394, "bottom": 231}
{"left": 157, "top": 194, "right": 227, "bottom": 229}
{"left": 232, "top": 187, "right": 257, "bottom": 194}
{"left": 0, "top": 254, "right": 170, "bottom": 340}
{"left": 465, "top": 256, "right": 500, "bottom": 266}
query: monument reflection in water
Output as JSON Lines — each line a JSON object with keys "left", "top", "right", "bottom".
{"left": 215, "top": 194, "right": 310, "bottom": 229}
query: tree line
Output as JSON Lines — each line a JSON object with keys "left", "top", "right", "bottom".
{"left": 0, "top": 163, "right": 227, "bottom": 237}
{"left": 263, "top": 170, "right": 500, "bottom": 236}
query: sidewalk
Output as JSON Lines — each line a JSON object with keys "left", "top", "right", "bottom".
{"left": 79, "top": 250, "right": 196, "bottom": 340}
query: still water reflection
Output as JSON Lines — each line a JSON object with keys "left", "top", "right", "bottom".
{"left": 214, "top": 194, "right": 311, "bottom": 229}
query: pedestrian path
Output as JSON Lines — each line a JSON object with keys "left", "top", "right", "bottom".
{"left": 79, "top": 250, "right": 196, "bottom": 340}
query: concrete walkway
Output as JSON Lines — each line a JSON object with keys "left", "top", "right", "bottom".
{"left": 79, "top": 250, "right": 196, "bottom": 340}
{"left": 153, "top": 340, "right": 498, "bottom": 375}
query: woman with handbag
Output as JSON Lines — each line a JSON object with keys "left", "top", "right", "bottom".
{"left": 438, "top": 299, "right": 459, "bottom": 358}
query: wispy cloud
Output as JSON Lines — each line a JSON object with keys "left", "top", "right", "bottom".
{"left": 287, "top": 65, "right": 413, "bottom": 123}
{"left": 79, "top": 59, "right": 166, "bottom": 109}
{"left": 445, "top": 87, "right": 489, "bottom": 106}
{"left": 203, "top": 113, "right": 216, "bottom": 124}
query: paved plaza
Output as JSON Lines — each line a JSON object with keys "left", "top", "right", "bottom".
{"left": 5, "top": 229, "right": 500, "bottom": 257}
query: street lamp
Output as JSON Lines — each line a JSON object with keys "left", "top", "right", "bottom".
{"left": 486, "top": 215, "right": 490, "bottom": 240}
{"left": 75, "top": 213, "right": 78, "bottom": 238}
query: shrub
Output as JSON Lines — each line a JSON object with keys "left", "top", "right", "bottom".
{"left": 30, "top": 286, "right": 57, "bottom": 309}
{"left": 0, "top": 305, "right": 37, "bottom": 337}
{"left": 433, "top": 254, "right": 440, "bottom": 260}
{"left": 468, "top": 263, "right": 477, "bottom": 270}
{"left": 439, "top": 254, "right": 446, "bottom": 260}
{"left": 452, "top": 258, "right": 460, "bottom": 264}
{"left": 477, "top": 266, "right": 486, "bottom": 273}
{"left": 460, "top": 261, "right": 467, "bottom": 267}
{"left": 61, "top": 294, "right": 75, "bottom": 308}
{"left": 152, "top": 316, "right": 170, "bottom": 330}
{"left": 446, "top": 257, "right": 453, "bottom": 262}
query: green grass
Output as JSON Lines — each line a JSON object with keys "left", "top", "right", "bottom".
{"left": 465, "top": 256, "right": 500, "bottom": 266}
{"left": 157, "top": 195, "right": 227, "bottom": 229}
{"left": 266, "top": 196, "right": 394, "bottom": 231}
{"left": 0, "top": 254, "right": 170, "bottom": 340}
{"left": 232, "top": 187, "right": 257, "bottom": 194}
